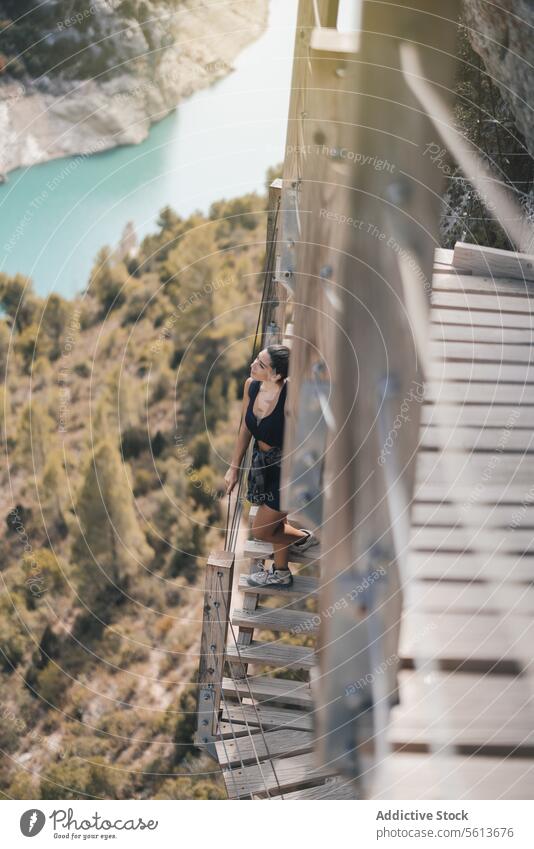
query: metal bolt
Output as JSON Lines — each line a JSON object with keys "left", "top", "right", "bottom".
{"left": 335, "top": 66, "right": 346, "bottom": 78}
{"left": 202, "top": 719, "right": 209, "bottom": 726}
{"left": 320, "top": 265, "right": 333, "bottom": 279}
{"left": 329, "top": 147, "right": 344, "bottom": 161}
{"left": 210, "top": 644, "right": 216, "bottom": 652}
{"left": 385, "top": 179, "right": 412, "bottom": 206}
{"left": 203, "top": 693, "right": 210, "bottom": 701}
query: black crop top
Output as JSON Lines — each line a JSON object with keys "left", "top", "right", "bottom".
{"left": 245, "top": 379, "right": 287, "bottom": 448}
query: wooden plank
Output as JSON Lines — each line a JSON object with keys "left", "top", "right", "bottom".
{"left": 434, "top": 248, "right": 454, "bottom": 266}
{"left": 282, "top": 779, "right": 356, "bottom": 800}
{"left": 417, "top": 452, "right": 534, "bottom": 486}
{"left": 400, "top": 611, "right": 533, "bottom": 672}
{"left": 417, "top": 483, "right": 534, "bottom": 502}
{"left": 405, "top": 581, "right": 534, "bottom": 615}
{"left": 238, "top": 573, "right": 318, "bottom": 599}
{"left": 244, "top": 538, "right": 321, "bottom": 564}
{"left": 421, "top": 405, "right": 534, "bottom": 428}
{"left": 453, "top": 241, "right": 534, "bottom": 282}
{"left": 421, "top": 427, "right": 534, "bottom": 452}
{"left": 433, "top": 271, "right": 534, "bottom": 297}
{"left": 222, "top": 751, "right": 337, "bottom": 799}
{"left": 432, "top": 290, "right": 534, "bottom": 314}
{"left": 232, "top": 606, "right": 319, "bottom": 636}
{"left": 215, "top": 728, "right": 313, "bottom": 767}
{"left": 411, "top": 527, "right": 534, "bottom": 554}
{"left": 221, "top": 702, "right": 313, "bottom": 732}
{"left": 423, "top": 383, "right": 534, "bottom": 404}
{"left": 217, "top": 721, "right": 255, "bottom": 740}
{"left": 389, "top": 670, "right": 534, "bottom": 753}
{"left": 430, "top": 340, "right": 534, "bottom": 364}
{"left": 432, "top": 307, "right": 534, "bottom": 329}
{"left": 374, "top": 753, "right": 534, "bottom": 799}
{"left": 408, "top": 551, "right": 534, "bottom": 583}
{"left": 412, "top": 502, "right": 534, "bottom": 529}
{"left": 426, "top": 360, "right": 534, "bottom": 383}
{"left": 226, "top": 639, "right": 315, "bottom": 671}
{"left": 222, "top": 675, "right": 313, "bottom": 708}
{"left": 196, "top": 551, "right": 234, "bottom": 741}
{"left": 431, "top": 323, "right": 534, "bottom": 344}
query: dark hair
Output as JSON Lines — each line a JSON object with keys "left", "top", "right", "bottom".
{"left": 267, "top": 344, "right": 290, "bottom": 381}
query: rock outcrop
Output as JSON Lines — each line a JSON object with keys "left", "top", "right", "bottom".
{"left": 463, "top": 0, "right": 534, "bottom": 156}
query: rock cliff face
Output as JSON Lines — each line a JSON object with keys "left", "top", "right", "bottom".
{"left": 0, "top": 0, "right": 268, "bottom": 178}
{"left": 463, "top": 0, "right": 534, "bottom": 156}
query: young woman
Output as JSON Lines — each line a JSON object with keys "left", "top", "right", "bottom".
{"left": 224, "top": 344, "right": 319, "bottom": 587}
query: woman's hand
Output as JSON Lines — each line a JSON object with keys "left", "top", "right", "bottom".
{"left": 224, "top": 465, "right": 239, "bottom": 495}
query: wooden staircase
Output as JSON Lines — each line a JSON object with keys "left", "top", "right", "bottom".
{"left": 216, "top": 524, "right": 353, "bottom": 799}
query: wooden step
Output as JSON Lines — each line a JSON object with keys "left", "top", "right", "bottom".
{"left": 282, "top": 779, "right": 356, "bottom": 800}
{"left": 231, "top": 606, "right": 319, "bottom": 636}
{"left": 421, "top": 427, "right": 534, "bottom": 452}
{"left": 389, "top": 670, "right": 534, "bottom": 755}
{"left": 412, "top": 502, "right": 534, "bottom": 529}
{"left": 222, "top": 675, "right": 313, "bottom": 708}
{"left": 410, "top": 526, "right": 534, "bottom": 554}
{"left": 244, "top": 538, "right": 321, "bottom": 564}
{"left": 221, "top": 702, "right": 313, "bottom": 731}
{"left": 432, "top": 306, "right": 533, "bottom": 330}
{"left": 405, "top": 581, "right": 534, "bottom": 616}
{"left": 432, "top": 290, "right": 534, "bottom": 314}
{"left": 430, "top": 340, "right": 534, "bottom": 364}
{"left": 226, "top": 639, "right": 315, "bottom": 671}
{"left": 238, "top": 573, "right": 318, "bottom": 599}
{"left": 215, "top": 728, "right": 313, "bottom": 767}
{"left": 374, "top": 753, "right": 534, "bottom": 800}
{"left": 408, "top": 550, "right": 534, "bottom": 584}
{"left": 400, "top": 611, "right": 532, "bottom": 673}
{"left": 222, "top": 751, "right": 337, "bottom": 799}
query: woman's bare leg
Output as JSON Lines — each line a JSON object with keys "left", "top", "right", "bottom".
{"left": 252, "top": 504, "right": 308, "bottom": 570}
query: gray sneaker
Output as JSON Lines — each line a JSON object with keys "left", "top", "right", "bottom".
{"left": 247, "top": 567, "right": 294, "bottom": 588}
{"left": 288, "top": 529, "right": 320, "bottom": 556}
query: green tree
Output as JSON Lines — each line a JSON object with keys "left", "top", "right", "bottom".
{"left": 0, "top": 273, "right": 41, "bottom": 332}
{"left": 0, "top": 318, "right": 11, "bottom": 381}
{"left": 88, "top": 247, "right": 129, "bottom": 312}
{"left": 71, "top": 439, "right": 154, "bottom": 609}
{"left": 14, "top": 401, "right": 55, "bottom": 476}
{"left": 15, "top": 322, "right": 53, "bottom": 372}
{"left": 42, "top": 293, "right": 73, "bottom": 360}
{"left": 40, "top": 757, "right": 121, "bottom": 800}
{"left": 42, "top": 450, "right": 69, "bottom": 535}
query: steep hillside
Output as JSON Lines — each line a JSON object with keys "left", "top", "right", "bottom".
{"left": 0, "top": 175, "right": 278, "bottom": 799}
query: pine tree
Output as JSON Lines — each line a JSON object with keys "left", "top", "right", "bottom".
{"left": 41, "top": 450, "right": 69, "bottom": 537}
{"left": 71, "top": 438, "right": 154, "bottom": 610}
{"left": 14, "top": 401, "right": 55, "bottom": 477}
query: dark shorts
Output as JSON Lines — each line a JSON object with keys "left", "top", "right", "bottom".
{"left": 246, "top": 445, "right": 283, "bottom": 512}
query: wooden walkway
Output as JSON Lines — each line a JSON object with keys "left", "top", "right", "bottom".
{"left": 201, "top": 244, "right": 534, "bottom": 800}
{"left": 374, "top": 245, "right": 534, "bottom": 799}
{"left": 216, "top": 532, "right": 355, "bottom": 799}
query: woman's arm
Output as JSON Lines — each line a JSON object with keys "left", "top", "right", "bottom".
{"left": 229, "top": 377, "right": 254, "bottom": 468}
{"left": 224, "top": 378, "right": 253, "bottom": 494}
